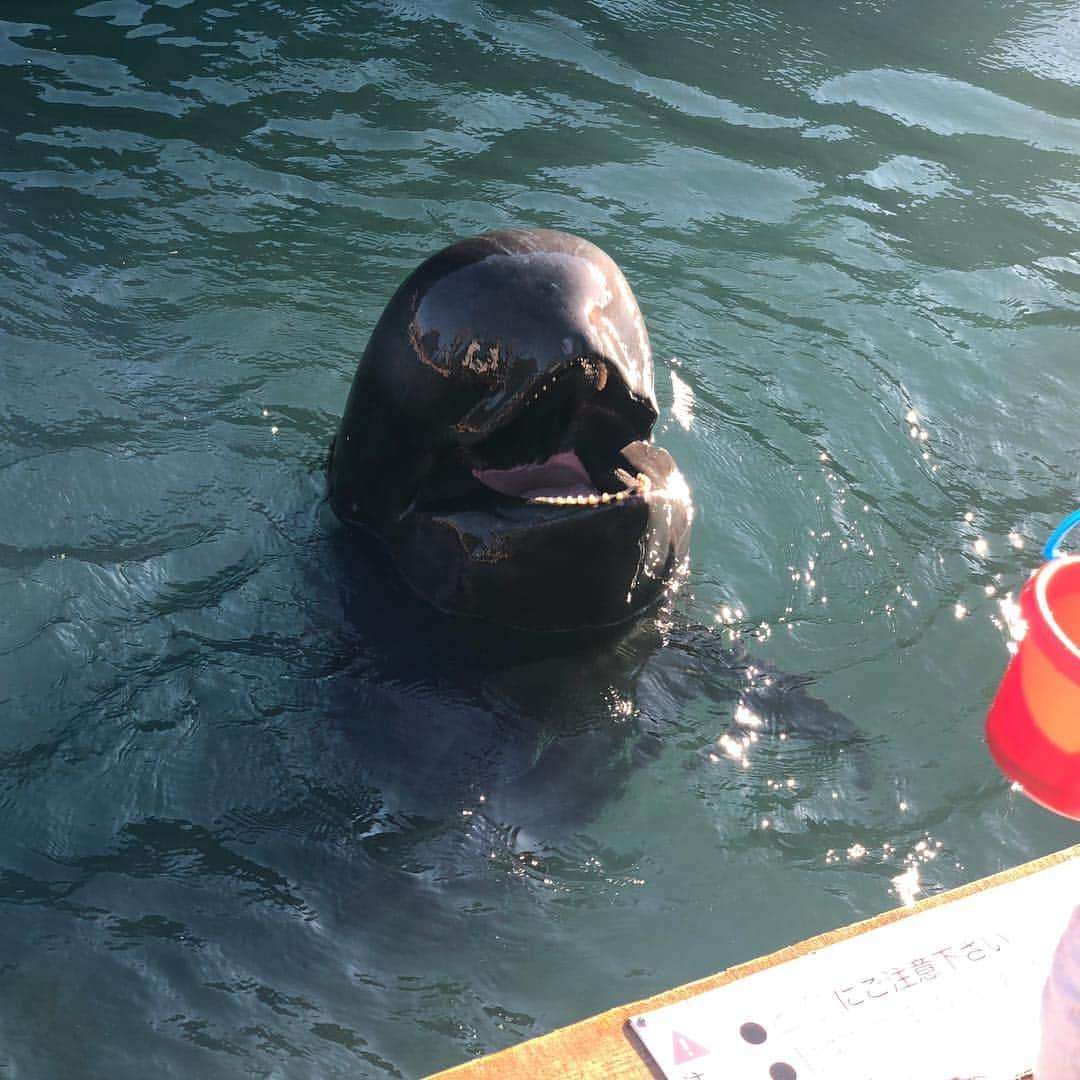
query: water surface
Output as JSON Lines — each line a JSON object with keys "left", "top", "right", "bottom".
{"left": 2, "top": 1, "right": 1080, "bottom": 1076}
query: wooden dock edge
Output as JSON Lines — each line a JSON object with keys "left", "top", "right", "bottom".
{"left": 427, "top": 844, "right": 1080, "bottom": 1079}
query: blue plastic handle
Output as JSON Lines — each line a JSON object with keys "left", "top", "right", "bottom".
{"left": 1044, "top": 510, "right": 1080, "bottom": 561}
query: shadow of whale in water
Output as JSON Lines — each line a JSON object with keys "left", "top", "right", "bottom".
{"left": 324, "top": 524, "right": 870, "bottom": 862}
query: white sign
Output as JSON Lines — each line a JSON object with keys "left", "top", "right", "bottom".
{"left": 630, "top": 857, "right": 1080, "bottom": 1080}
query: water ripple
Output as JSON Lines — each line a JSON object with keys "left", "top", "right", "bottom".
{"left": 816, "top": 67, "right": 1080, "bottom": 155}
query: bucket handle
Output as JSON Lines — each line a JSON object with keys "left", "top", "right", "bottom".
{"left": 1043, "top": 510, "right": 1080, "bottom": 561}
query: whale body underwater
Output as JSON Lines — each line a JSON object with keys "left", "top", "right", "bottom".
{"left": 327, "top": 228, "right": 693, "bottom": 632}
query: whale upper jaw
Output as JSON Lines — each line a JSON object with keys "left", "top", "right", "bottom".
{"left": 408, "top": 349, "right": 670, "bottom": 509}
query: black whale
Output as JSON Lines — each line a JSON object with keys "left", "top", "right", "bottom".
{"left": 328, "top": 229, "right": 692, "bottom": 632}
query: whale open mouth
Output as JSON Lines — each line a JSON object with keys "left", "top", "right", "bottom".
{"left": 414, "top": 357, "right": 679, "bottom": 515}
{"left": 473, "top": 450, "right": 651, "bottom": 506}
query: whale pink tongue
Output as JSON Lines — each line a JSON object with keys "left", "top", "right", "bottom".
{"left": 473, "top": 451, "right": 597, "bottom": 499}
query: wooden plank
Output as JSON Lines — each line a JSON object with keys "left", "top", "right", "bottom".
{"left": 427, "top": 844, "right": 1080, "bottom": 1079}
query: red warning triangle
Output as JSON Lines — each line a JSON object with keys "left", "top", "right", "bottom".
{"left": 672, "top": 1029, "right": 709, "bottom": 1065}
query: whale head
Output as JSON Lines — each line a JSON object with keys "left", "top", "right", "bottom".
{"left": 328, "top": 229, "right": 692, "bottom": 632}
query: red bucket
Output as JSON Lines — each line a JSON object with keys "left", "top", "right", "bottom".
{"left": 986, "top": 554, "right": 1080, "bottom": 818}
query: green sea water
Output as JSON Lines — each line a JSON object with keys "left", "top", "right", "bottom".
{"left": 2, "top": 1, "right": 1079, "bottom": 1076}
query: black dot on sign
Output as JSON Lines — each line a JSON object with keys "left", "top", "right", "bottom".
{"left": 769, "top": 1063, "right": 796, "bottom": 1080}
{"left": 739, "top": 1022, "right": 767, "bottom": 1045}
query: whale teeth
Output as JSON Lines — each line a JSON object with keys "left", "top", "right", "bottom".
{"left": 528, "top": 475, "right": 656, "bottom": 507}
